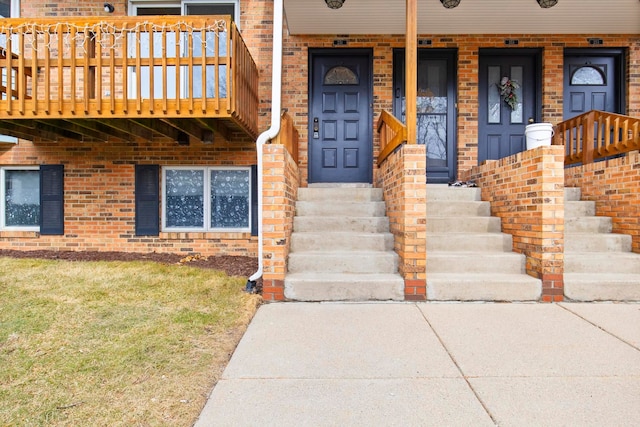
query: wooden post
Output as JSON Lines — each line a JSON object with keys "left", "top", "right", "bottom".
{"left": 405, "top": 0, "right": 417, "bottom": 145}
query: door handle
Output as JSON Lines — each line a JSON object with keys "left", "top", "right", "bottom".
{"left": 313, "top": 117, "right": 319, "bottom": 139}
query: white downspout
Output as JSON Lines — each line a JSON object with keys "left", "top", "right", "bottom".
{"left": 247, "top": 0, "right": 283, "bottom": 288}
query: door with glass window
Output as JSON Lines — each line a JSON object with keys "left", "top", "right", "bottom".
{"left": 309, "top": 49, "right": 372, "bottom": 183}
{"left": 478, "top": 52, "right": 538, "bottom": 163}
{"left": 563, "top": 51, "right": 621, "bottom": 119}
{"left": 393, "top": 49, "right": 457, "bottom": 183}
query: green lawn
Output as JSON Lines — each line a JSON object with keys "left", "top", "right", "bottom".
{"left": 0, "top": 257, "right": 260, "bottom": 426}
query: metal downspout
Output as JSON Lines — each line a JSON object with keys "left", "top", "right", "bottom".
{"left": 246, "top": 0, "right": 283, "bottom": 291}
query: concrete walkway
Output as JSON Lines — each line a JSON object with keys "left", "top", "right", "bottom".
{"left": 194, "top": 302, "right": 640, "bottom": 426}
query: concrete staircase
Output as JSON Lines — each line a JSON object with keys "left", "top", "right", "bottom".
{"left": 426, "top": 184, "right": 542, "bottom": 301}
{"left": 284, "top": 186, "right": 404, "bottom": 301}
{"left": 564, "top": 187, "right": 640, "bottom": 301}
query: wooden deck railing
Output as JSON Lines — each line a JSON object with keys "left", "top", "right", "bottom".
{"left": 0, "top": 16, "right": 258, "bottom": 138}
{"left": 552, "top": 110, "right": 640, "bottom": 166}
{"left": 377, "top": 109, "right": 407, "bottom": 165}
{"left": 272, "top": 111, "right": 299, "bottom": 165}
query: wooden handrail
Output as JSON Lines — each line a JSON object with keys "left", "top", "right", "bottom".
{"left": 553, "top": 110, "right": 640, "bottom": 166}
{"left": 272, "top": 111, "right": 299, "bottom": 165}
{"left": 0, "top": 16, "right": 259, "bottom": 137}
{"left": 377, "top": 109, "right": 407, "bottom": 165}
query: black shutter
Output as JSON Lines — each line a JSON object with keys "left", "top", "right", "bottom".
{"left": 251, "top": 165, "right": 258, "bottom": 236}
{"left": 40, "top": 165, "right": 64, "bottom": 235}
{"left": 135, "top": 165, "right": 160, "bottom": 236}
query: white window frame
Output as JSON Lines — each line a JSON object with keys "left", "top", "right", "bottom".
{"left": 161, "top": 166, "right": 250, "bottom": 233}
{"left": 0, "top": 166, "right": 40, "bottom": 231}
{"left": 129, "top": 0, "right": 239, "bottom": 25}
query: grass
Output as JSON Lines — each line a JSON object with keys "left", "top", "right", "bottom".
{"left": 0, "top": 257, "right": 261, "bottom": 426}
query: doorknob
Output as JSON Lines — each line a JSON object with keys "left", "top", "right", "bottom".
{"left": 528, "top": 117, "right": 535, "bottom": 124}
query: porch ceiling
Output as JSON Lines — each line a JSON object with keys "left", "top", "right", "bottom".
{"left": 283, "top": 0, "right": 640, "bottom": 35}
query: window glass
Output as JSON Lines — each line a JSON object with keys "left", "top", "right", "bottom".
{"left": 163, "top": 167, "right": 250, "bottom": 231}
{"left": 571, "top": 66, "right": 605, "bottom": 86}
{"left": 165, "top": 169, "right": 205, "bottom": 228}
{"left": 2, "top": 168, "right": 39, "bottom": 229}
{"left": 210, "top": 169, "right": 249, "bottom": 229}
{"left": 324, "top": 66, "right": 359, "bottom": 85}
{"left": 0, "top": 0, "right": 11, "bottom": 18}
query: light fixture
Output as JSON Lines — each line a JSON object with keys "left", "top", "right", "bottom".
{"left": 325, "top": 0, "right": 345, "bottom": 9}
{"left": 201, "top": 130, "right": 214, "bottom": 144}
{"left": 103, "top": 3, "right": 115, "bottom": 13}
{"left": 536, "top": 0, "right": 558, "bottom": 8}
{"left": 440, "top": 0, "right": 461, "bottom": 9}
{"left": 177, "top": 132, "right": 189, "bottom": 146}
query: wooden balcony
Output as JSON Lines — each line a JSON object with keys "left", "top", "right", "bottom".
{"left": 0, "top": 16, "right": 259, "bottom": 143}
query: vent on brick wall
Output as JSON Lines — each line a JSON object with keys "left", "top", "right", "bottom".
{"left": 588, "top": 38, "right": 604, "bottom": 45}
{"left": 504, "top": 39, "right": 519, "bottom": 46}
{"left": 333, "top": 39, "right": 348, "bottom": 46}
{"left": 418, "top": 39, "right": 432, "bottom": 46}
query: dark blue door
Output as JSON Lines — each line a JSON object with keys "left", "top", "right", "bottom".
{"left": 563, "top": 53, "right": 620, "bottom": 119}
{"left": 478, "top": 53, "right": 537, "bottom": 164}
{"left": 309, "top": 50, "right": 372, "bottom": 183}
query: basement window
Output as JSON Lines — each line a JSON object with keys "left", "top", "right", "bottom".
{"left": 162, "top": 166, "right": 250, "bottom": 232}
{"left": 0, "top": 167, "right": 40, "bottom": 230}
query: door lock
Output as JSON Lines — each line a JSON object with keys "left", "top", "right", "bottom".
{"left": 313, "top": 117, "right": 319, "bottom": 139}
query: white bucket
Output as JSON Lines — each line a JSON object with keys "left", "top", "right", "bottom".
{"left": 525, "top": 123, "right": 554, "bottom": 150}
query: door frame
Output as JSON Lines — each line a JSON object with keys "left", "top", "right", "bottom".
{"left": 563, "top": 48, "right": 626, "bottom": 118}
{"left": 307, "top": 48, "right": 374, "bottom": 184}
{"left": 478, "top": 48, "right": 542, "bottom": 163}
{"left": 392, "top": 48, "right": 458, "bottom": 184}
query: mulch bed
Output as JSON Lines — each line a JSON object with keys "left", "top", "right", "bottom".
{"left": 0, "top": 249, "right": 259, "bottom": 279}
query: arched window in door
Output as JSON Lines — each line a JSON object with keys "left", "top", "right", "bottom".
{"left": 571, "top": 65, "right": 605, "bottom": 86}
{"left": 324, "top": 66, "right": 358, "bottom": 85}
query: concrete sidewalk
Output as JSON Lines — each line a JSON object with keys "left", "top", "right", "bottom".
{"left": 194, "top": 302, "right": 640, "bottom": 426}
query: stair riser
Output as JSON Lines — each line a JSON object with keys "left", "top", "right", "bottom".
{"left": 565, "top": 217, "right": 612, "bottom": 233}
{"left": 427, "top": 234, "right": 512, "bottom": 252}
{"left": 427, "top": 217, "right": 502, "bottom": 233}
{"left": 284, "top": 278, "right": 404, "bottom": 301}
{"left": 565, "top": 235, "right": 632, "bottom": 252}
{"left": 427, "top": 278, "right": 541, "bottom": 301}
{"left": 296, "top": 201, "right": 386, "bottom": 217}
{"left": 294, "top": 217, "right": 390, "bottom": 233}
{"left": 426, "top": 254, "right": 525, "bottom": 274}
{"left": 426, "top": 185, "right": 481, "bottom": 201}
{"left": 565, "top": 255, "right": 640, "bottom": 274}
{"left": 288, "top": 254, "right": 399, "bottom": 274}
{"left": 291, "top": 233, "right": 394, "bottom": 252}
{"left": 297, "top": 188, "right": 383, "bottom": 202}
{"left": 564, "top": 187, "right": 582, "bottom": 202}
{"left": 564, "top": 279, "right": 640, "bottom": 302}
{"left": 565, "top": 201, "right": 596, "bottom": 218}
{"left": 427, "top": 201, "right": 491, "bottom": 217}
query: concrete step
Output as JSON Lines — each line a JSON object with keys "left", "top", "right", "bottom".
{"left": 426, "top": 273, "right": 542, "bottom": 301}
{"left": 288, "top": 251, "right": 399, "bottom": 274}
{"left": 564, "top": 187, "right": 582, "bottom": 202}
{"left": 427, "top": 216, "right": 502, "bottom": 233}
{"left": 297, "top": 187, "right": 383, "bottom": 202}
{"left": 296, "top": 201, "right": 386, "bottom": 217}
{"left": 565, "top": 216, "right": 612, "bottom": 233}
{"left": 564, "top": 233, "right": 632, "bottom": 252}
{"left": 426, "top": 252, "right": 526, "bottom": 274}
{"left": 426, "top": 184, "right": 480, "bottom": 201}
{"left": 565, "top": 200, "right": 596, "bottom": 218}
{"left": 564, "top": 273, "right": 640, "bottom": 302}
{"left": 426, "top": 200, "right": 491, "bottom": 217}
{"left": 290, "top": 232, "right": 394, "bottom": 252}
{"left": 426, "top": 232, "right": 513, "bottom": 252}
{"left": 284, "top": 273, "right": 405, "bottom": 301}
{"left": 294, "top": 216, "right": 390, "bottom": 233}
{"left": 565, "top": 252, "right": 640, "bottom": 274}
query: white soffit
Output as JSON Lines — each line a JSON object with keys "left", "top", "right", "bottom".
{"left": 283, "top": 0, "right": 640, "bottom": 35}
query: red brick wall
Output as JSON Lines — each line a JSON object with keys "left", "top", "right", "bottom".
{"left": 0, "top": 137, "right": 258, "bottom": 256}
{"left": 470, "top": 146, "right": 566, "bottom": 302}
{"left": 261, "top": 144, "right": 299, "bottom": 301}
{"left": 376, "top": 144, "right": 427, "bottom": 300}
{"left": 565, "top": 151, "right": 640, "bottom": 254}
